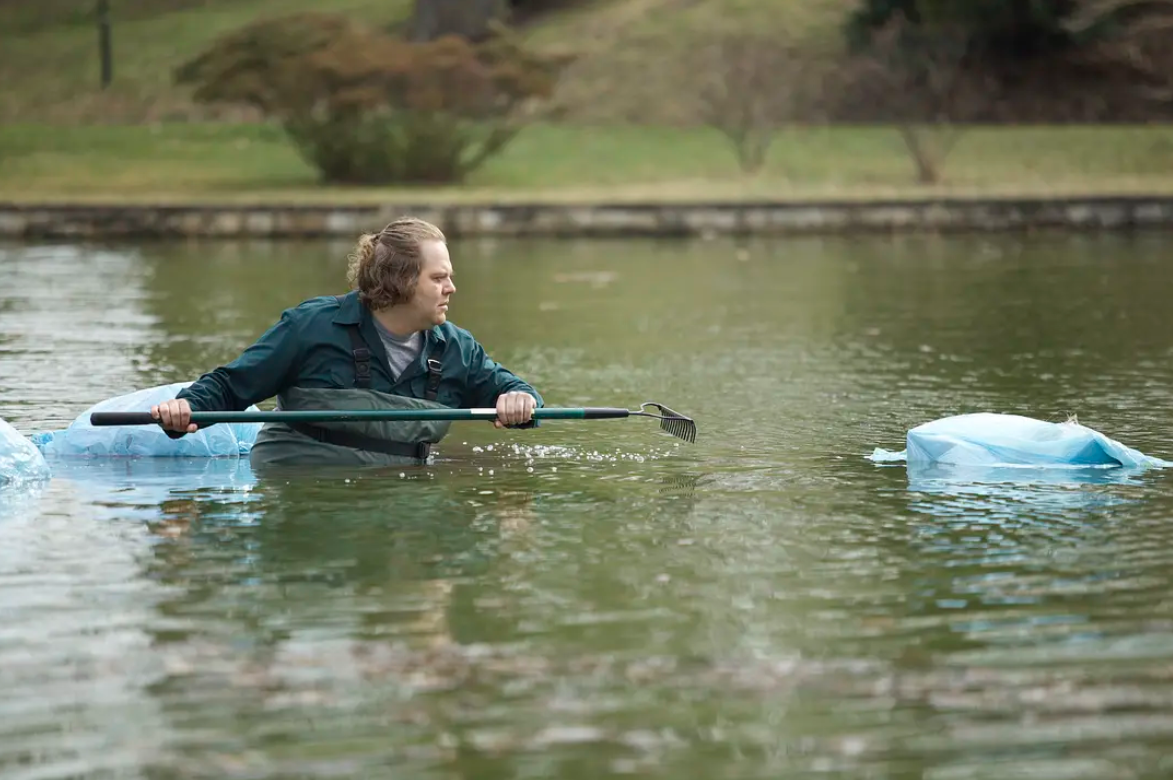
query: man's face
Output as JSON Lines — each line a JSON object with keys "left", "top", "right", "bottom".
{"left": 408, "top": 240, "right": 456, "bottom": 328}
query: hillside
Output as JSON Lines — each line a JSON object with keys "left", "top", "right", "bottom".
{"left": 0, "top": 0, "right": 853, "bottom": 124}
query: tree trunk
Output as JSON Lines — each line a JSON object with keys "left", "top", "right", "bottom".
{"left": 410, "top": 0, "right": 508, "bottom": 42}
{"left": 97, "top": 0, "right": 113, "bottom": 88}
{"left": 899, "top": 125, "right": 939, "bottom": 184}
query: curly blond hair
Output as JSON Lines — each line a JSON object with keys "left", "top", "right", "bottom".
{"left": 346, "top": 217, "right": 447, "bottom": 310}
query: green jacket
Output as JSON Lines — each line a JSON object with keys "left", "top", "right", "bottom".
{"left": 177, "top": 291, "right": 543, "bottom": 420}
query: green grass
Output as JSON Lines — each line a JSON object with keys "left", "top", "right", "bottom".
{"left": 4, "top": 122, "right": 1173, "bottom": 204}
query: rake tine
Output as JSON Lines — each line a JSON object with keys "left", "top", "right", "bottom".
{"left": 637, "top": 402, "right": 697, "bottom": 444}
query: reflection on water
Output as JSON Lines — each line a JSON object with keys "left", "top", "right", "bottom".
{"left": 903, "top": 462, "right": 1151, "bottom": 516}
{"left": 1, "top": 234, "right": 1173, "bottom": 778}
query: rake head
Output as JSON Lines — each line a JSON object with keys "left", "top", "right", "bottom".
{"left": 637, "top": 402, "right": 697, "bottom": 444}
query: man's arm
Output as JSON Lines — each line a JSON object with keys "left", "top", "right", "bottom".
{"left": 177, "top": 310, "right": 302, "bottom": 415}
{"left": 466, "top": 340, "right": 543, "bottom": 428}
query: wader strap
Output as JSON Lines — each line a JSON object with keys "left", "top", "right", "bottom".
{"left": 306, "top": 294, "right": 441, "bottom": 462}
{"left": 336, "top": 295, "right": 441, "bottom": 396}
{"left": 336, "top": 294, "right": 372, "bottom": 389}
{"left": 286, "top": 422, "right": 432, "bottom": 463}
{"left": 425, "top": 345, "right": 443, "bottom": 402}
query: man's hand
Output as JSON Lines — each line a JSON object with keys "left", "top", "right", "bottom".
{"left": 151, "top": 398, "right": 198, "bottom": 434}
{"left": 494, "top": 391, "right": 536, "bottom": 429}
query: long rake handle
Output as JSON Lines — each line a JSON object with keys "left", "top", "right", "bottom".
{"left": 90, "top": 407, "right": 632, "bottom": 426}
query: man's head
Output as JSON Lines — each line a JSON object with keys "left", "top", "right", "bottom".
{"left": 347, "top": 217, "right": 456, "bottom": 328}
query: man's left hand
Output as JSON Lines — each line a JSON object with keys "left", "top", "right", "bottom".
{"left": 495, "top": 392, "right": 536, "bottom": 428}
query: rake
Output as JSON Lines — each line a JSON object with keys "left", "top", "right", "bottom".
{"left": 91, "top": 401, "right": 698, "bottom": 443}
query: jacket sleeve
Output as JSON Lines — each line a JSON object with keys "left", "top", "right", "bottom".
{"left": 465, "top": 340, "right": 543, "bottom": 428}
{"left": 176, "top": 310, "right": 301, "bottom": 416}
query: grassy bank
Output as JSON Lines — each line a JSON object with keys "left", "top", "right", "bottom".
{"left": 3, "top": 122, "right": 1173, "bottom": 205}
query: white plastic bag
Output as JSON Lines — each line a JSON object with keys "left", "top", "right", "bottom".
{"left": 32, "top": 382, "right": 261, "bottom": 458}
{"left": 869, "top": 413, "right": 1171, "bottom": 469}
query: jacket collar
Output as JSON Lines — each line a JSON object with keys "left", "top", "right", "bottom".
{"left": 332, "top": 290, "right": 363, "bottom": 326}
{"left": 333, "top": 290, "right": 447, "bottom": 343}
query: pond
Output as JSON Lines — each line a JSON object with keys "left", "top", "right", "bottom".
{"left": 2, "top": 232, "right": 1172, "bottom": 779}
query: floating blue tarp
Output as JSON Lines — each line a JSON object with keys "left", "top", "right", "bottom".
{"left": 30, "top": 382, "right": 261, "bottom": 459}
{"left": 4, "top": 382, "right": 263, "bottom": 487}
{"left": 870, "top": 413, "right": 1171, "bottom": 469}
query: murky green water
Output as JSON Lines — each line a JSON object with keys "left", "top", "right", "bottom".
{"left": 2, "top": 232, "right": 1172, "bottom": 779}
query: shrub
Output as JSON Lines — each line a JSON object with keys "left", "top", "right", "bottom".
{"left": 838, "top": 0, "right": 1173, "bottom": 125}
{"left": 844, "top": 0, "right": 1082, "bottom": 60}
{"left": 175, "top": 13, "right": 567, "bottom": 184}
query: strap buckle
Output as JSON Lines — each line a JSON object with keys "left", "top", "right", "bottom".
{"left": 424, "top": 358, "right": 443, "bottom": 402}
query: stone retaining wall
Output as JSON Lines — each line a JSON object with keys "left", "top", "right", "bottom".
{"left": 3, "top": 197, "right": 1173, "bottom": 238}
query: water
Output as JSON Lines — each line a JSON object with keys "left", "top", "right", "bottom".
{"left": 1, "top": 233, "right": 1172, "bottom": 779}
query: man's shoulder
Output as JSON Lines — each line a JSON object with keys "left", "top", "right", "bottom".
{"left": 281, "top": 293, "right": 350, "bottom": 322}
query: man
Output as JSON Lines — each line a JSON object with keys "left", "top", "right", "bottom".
{"left": 151, "top": 217, "right": 541, "bottom": 467}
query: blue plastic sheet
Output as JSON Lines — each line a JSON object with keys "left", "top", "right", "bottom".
{"left": 31, "top": 382, "right": 261, "bottom": 459}
{"left": 870, "top": 413, "right": 1172, "bottom": 469}
{"left": 0, "top": 417, "right": 51, "bottom": 487}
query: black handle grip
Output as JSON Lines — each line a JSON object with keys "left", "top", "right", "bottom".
{"left": 580, "top": 408, "right": 632, "bottom": 419}
{"left": 90, "top": 412, "right": 158, "bottom": 426}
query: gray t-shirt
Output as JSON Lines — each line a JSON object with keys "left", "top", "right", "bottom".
{"left": 371, "top": 318, "right": 423, "bottom": 380}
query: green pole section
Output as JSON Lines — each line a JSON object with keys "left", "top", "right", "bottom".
{"left": 91, "top": 407, "right": 619, "bottom": 426}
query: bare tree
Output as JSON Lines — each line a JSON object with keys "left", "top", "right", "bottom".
{"left": 851, "top": 13, "right": 974, "bottom": 184}
{"left": 695, "top": 33, "right": 809, "bottom": 175}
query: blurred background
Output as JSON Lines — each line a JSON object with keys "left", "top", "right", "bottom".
{"left": 3, "top": 0, "right": 1173, "bottom": 203}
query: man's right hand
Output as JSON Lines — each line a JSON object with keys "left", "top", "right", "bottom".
{"left": 151, "top": 398, "right": 198, "bottom": 434}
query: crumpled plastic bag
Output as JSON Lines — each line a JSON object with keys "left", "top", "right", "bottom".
{"left": 0, "top": 416, "right": 51, "bottom": 486}
{"left": 30, "top": 382, "right": 261, "bottom": 458}
{"left": 869, "top": 413, "right": 1171, "bottom": 469}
